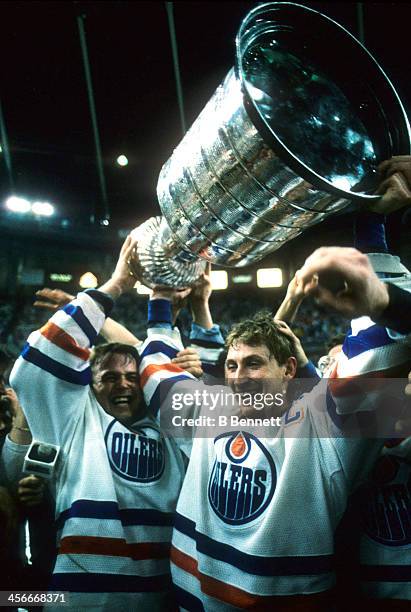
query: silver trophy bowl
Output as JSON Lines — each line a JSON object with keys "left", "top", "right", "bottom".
{"left": 131, "top": 2, "right": 410, "bottom": 287}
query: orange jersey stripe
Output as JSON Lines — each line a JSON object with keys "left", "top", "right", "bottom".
{"left": 40, "top": 322, "right": 90, "bottom": 361}
{"left": 140, "top": 362, "right": 184, "bottom": 388}
{"left": 171, "top": 546, "right": 332, "bottom": 611}
{"left": 59, "top": 536, "right": 170, "bottom": 560}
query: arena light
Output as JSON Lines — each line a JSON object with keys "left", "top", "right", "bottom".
{"left": 79, "top": 272, "right": 98, "bottom": 289}
{"left": 5, "top": 196, "right": 31, "bottom": 213}
{"left": 50, "top": 273, "right": 73, "bottom": 283}
{"left": 232, "top": 274, "right": 253, "bottom": 284}
{"left": 32, "top": 201, "right": 54, "bottom": 217}
{"left": 116, "top": 155, "right": 128, "bottom": 167}
{"left": 210, "top": 270, "right": 228, "bottom": 290}
{"left": 256, "top": 268, "right": 283, "bottom": 288}
{"left": 135, "top": 282, "right": 152, "bottom": 296}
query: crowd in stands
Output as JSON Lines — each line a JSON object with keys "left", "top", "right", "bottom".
{"left": 1, "top": 289, "right": 346, "bottom": 366}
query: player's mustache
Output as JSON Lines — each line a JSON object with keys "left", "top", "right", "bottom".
{"left": 231, "top": 380, "right": 264, "bottom": 394}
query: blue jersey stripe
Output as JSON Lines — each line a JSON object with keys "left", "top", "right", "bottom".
{"left": 174, "top": 514, "right": 334, "bottom": 576}
{"left": 50, "top": 572, "right": 172, "bottom": 593}
{"left": 361, "top": 564, "right": 411, "bottom": 582}
{"left": 140, "top": 340, "right": 179, "bottom": 361}
{"left": 21, "top": 344, "right": 92, "bottom": 386}
{"left": 83, "top": 289, "right": 114, "bottom": 317}
{"left": 148, "top": 299, "right": 172, "bottom": 327}
{"left": 56, "top": 499, "right": 174, "bottom": 530}
{"left": 174, "top": 585, "right": 205, "bottom": 611}
{"left": 343, "top": 325, "right": 394, "bottom": 360}
{"left": 63, "top": 303, "right": 98, "bottom": 346}
{"left": 148, "top": 374, "right": 192, "bottom": 417}
{"left": 297, "top": 362, "right": 320, "bottom": 380}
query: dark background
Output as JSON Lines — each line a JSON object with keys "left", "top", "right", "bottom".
{"left": 1, "top": 1, "right": 411, "bottom": 294}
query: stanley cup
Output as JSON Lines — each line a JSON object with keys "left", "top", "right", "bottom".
{"left": 130, "top": 2, "right": 410, "bottom": 287}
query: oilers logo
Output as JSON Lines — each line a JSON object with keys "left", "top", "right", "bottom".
{"left": 105, "top": 420, "right": 165, "bottom": 483}
{"left": 363, "top": 454, "right": 411, "bottom": 546}
{"left": 208, "top": 432, "right": 276, "bottom": 525}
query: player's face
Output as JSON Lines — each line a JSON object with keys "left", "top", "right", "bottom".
{"left": 225, "top": 342, "right": 293, "bottom": 413}
{"left": 318, "top": 344, "right": 343, "bottom": 377}
{"left": 93, "top": 353, "right": 145, "bottom": 426}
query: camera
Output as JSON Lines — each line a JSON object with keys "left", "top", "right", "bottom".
{"left": 23, "top": 441, "right": 60, "bottom": 480}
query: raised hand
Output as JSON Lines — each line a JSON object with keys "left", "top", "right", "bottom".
{"left": 172, "top": 347, "right": 203, "bottom": 378}
{"left": 189, "top": 263, "right": 215, "bottom": 329}
{"left": 296, "top": 247, "right": 389, "bottom": 319}
{"left": 190, "top": 262, "right": 212, "bottom": 305}
{"left": 274, "top": 273, "right": 305, "bottom": 323}
{"left": 151, "top": 285, "right": 192, "bottom": 324}
{"left": 275, "top": 320, "right": 308, "bottom": 368}
{"left": 99, "top": 235, "right": 139, "bottom": 298}
{"left": 34, "top": 288, "right": 74, "bottom": 311}
{"left": 369, "top": 155, "right": 411, "bottom": 214}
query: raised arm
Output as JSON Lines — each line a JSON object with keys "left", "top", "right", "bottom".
{"left": 99, "top": 318, "right": 141, "bottom": 346}
{"left": 296, "top": 247, "right": 390, "bottom": 320}
{"left": 34, "top": 287, "right": 141, "bottom": 345}
{"left": 371, "top": 155, "right": 411, "bottom": 214}
{"left": 294, "top": 244, "right": 411, "bottom": 446}
{"left": 187, "top": 264, "right": 225, "bottom": 371}
{"left": 139, "top": 288, "right": 197, "bottom": 418}
{"left": 189, "top": 262, "right": 214, "bottom": 330}
{"left": 10, "top": 236, "right": 137, "bottom": 446}
{"left": 274, "top": 274, "right": 305, "bottom": 323}
{"left": 296, "top": 245, "right": 411, "bottom": 337}
{"left": 296, "top": 154, "right": 411, "bottom": 328}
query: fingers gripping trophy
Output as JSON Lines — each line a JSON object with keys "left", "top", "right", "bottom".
{"left": 128, "top": 2, "right": 410, "bottom": 289}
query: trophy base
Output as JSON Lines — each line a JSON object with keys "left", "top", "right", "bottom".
{"left": 130, "top": 216, "right": 207, "bottom": 288}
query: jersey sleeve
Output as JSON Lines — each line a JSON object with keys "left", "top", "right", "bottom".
{"left": 188, "top": 322, "right": 225, "bottom": 380}
{"left": 190, "top": 322, "right": 225, "bottom": 346}
{"left": 326, "top": 247, "right": 411, "bottom": 424}
{"left": 141, "top": 299, "right": 212, "bottom": 431}
{"left": 139, "top": 325, "right": 197, "bottom": 419}
{"left": 0, "top": 436, "right": 29, "bottom": 487}
{"left": 290, "top": 310, "right": 411, "bottom": 494}
{"left": 324, "top": 316, "right": 411, "bottom": 489}
{"left": 375, "top": 281, "right": 411, "bottom": 336}
{"left": 9, "top": 291, "right": 108, "bottom": 446}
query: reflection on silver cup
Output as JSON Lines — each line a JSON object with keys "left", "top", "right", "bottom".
{"left": 131, "top": 2, "right": 410, "bottom": 288}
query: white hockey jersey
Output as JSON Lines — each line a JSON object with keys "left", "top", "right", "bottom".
{"left": 359, "top": 437, "right": 411, "bottom": 602}
{"left": 139, "top": 314, "right": 411, "bottom": 611}
{"left": 10, "top": 292, "right": 186, "bottom": 611}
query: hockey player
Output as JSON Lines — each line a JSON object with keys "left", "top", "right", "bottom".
{"left": 10, "top": 236, "right": 187, "bottom": 611}
{"left": 138, "top": 243, "right": 411, "bottom": 611}
{"left": 298, "top": 245, "right": 411, "bottom": 611}
{"left": 340, "top": 156, "right": 411, "bottom": 609}
{"left": 357, "top": 434, "right": 411, "bottom": 610}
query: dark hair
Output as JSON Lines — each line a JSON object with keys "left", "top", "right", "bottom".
{"left": 226, "top": 311, "right": 293, "bottom": 365}
{"left": 90, "top": 343, "right": 141, "bottom": 375}
{"left": 326, "top": 333, "right": 346, "bottom": 354}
